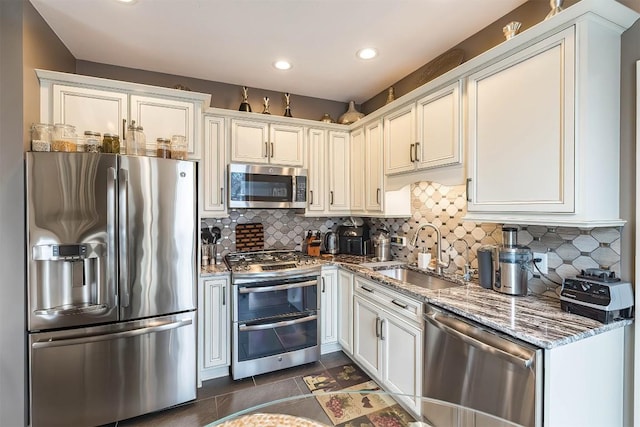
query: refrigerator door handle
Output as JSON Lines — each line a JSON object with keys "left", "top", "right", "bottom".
{"left": 31, "top": 317, "right": 193, "bottom": 349}
{"left": 119, "top": 168, "right": 130, "bottom": 308}
{"left": 107, "top": 167, "right": 117, "bottom": 307}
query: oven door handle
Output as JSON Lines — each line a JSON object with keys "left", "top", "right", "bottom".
{"left": 238, "top": 280, "right": 317, "bottom": 294}
{"left": 239, "top": 314, "right": 318, "bottom": 332}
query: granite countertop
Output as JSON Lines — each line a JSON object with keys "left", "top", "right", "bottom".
{"left": 200, "top": 263, "right": 230, "bottom": 276}
{"left": 329, "top": 256, "right": 632, "bottom": 350}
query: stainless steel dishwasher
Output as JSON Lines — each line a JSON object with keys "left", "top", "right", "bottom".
{"left": 422, "top": 305, "right": 542, "bottom": 427}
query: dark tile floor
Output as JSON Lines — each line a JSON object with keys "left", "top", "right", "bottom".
{"left": 115, "top": 351, "right": 352, "bottom": 426}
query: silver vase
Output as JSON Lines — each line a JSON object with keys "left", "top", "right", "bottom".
{"left": 338, "top": 101, "right": 364, "bottom": 125}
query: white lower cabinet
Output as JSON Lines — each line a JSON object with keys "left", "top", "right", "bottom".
{"left": 320, "top": 267, "right": 339, "bottom": 353}
{"left": 337, "top": 269, "right": 354, "bottom": 355}
{"left": 353, "top": 276, "right": 422, "bottom": 415}
{"left": 198, "top": 275, "right": 230, "bottom": 385}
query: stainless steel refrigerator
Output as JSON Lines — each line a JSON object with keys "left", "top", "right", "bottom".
{"left": 25, "top": 152, "right": 197, "bottom": 427}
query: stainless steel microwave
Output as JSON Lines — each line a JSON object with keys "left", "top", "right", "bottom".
{"left": 228, "top": 163, "right": 307, "bottom": 209}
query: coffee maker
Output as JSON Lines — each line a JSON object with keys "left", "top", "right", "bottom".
{"left": 477, "top": 227, "right": 532, "bottom": 296}
{"left": 337, "top": 224, "right": 370, "bottom": 255}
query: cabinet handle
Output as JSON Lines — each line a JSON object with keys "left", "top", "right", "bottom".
{"left": 391, "top": 299, "right": 408, "bottom": 309}
{"left": 122, "top": 119, "right": 126, "bottom": 139}
{"left": 220, "top": 187, "right": 224, "bottom": 204}
{"left": 415, "top": 142, "right": 420, "bottom": 162}
{"left": 380, "top": 319, "right": 385, "bottom": 341}
{"left": 375, "top": 317, "right": 381, "bottom": 338}
{"left": 310, "top": 190, "right": 314, "bottom": 205}
{"left": 376, "top": 188, "right": 381, "bottom": 205}
{"left": 409, "top": 143, "right": 415, "bottom": 162}
{"left": 222, "top": 286, "right": 226, "bottom": 306}
{"left": 270, "top": 142, "right": 274, "bottom": 158}
{"left": 321, "top": 277, "right": 325, "bottom": 293}
{"left": 264, "top": 141, "right": 269, "bottom": 158}
{"left": 466, "top": 178, "right": 472, "bottom": 202}
{"left": 330, "top": 191, "right": 334, "bottom": 205}
{"left": 361, "top": 285, "right": 374, "bottom": 293}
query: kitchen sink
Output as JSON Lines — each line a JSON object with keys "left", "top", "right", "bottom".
{"left": 375, "top": 267, "right": 460, "bottom": 291}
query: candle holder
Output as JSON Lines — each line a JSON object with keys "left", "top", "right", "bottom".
{"left": 238, "top": 86, "right": 252, "bottom": 112}
{"left": 545, "top": 0, "right": 564, "bottom": 20}
{"left": 503, "top": 21, "right": 522, "bottom": 40}
{"left": 283, "top": 93, "right": 293, "bottom": 117}
{"left": 262, "top": 97, "right": 271, "bottom": 115}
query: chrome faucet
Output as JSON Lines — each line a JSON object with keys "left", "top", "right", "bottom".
{"left": 453, "top": 239, "right": 475, "bottom": 282}
{"left": 410, "top": 223, "right": 449, "bottom": 275}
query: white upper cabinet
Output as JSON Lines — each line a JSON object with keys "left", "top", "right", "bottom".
{"left": 200, "top": 114, "right": 227, "bottom": 216}
{"left": 307, "top": 128, "right": 327, "bottom": 213}
{"left": 384, "top": 80, "right": 462, "bottom": 176}
{"left": 464, "top": 8, "right": 632, "bottom": 226}
{"left": 327, "top": 131, "right": 351, "bottom": 213}
{"left": 51, "top": 85, "right": 128, "bottom": 138}
{"left": 230, "top": 118, "right": 304, "bottom": 166}
{"left": 350, "top": 127, "right": 365, "bottom": 213}
{"left": 416, "top": 81, "right": 461, "bottom": 169}
{"left": 364, "top": 120, "right": 384, "bottom": 212}
{"left": 38, "top": 69, "right": 210, "bottom": 159}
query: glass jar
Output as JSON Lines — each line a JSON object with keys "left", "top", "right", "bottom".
{"left": 31, "top": 123, "right": 52, "bottom": 151}
{"left": 52, "top": 123, "right": 77, "bottom": 152}
{"left": 126, "top": 120, "right": 146, "bottom": 156}
{"left": 84, "top": 131, "right": 102, "bottom": 153}
{"left": 157, "top": 138, "right": 171, "bottom": 158}
{"left": 74, "top": 136, "right": 88, "bottom": 152}
{"left": 170, "top": 135, "right": 187, "bottom": 160}
{"left": 102, "top": 133, "right": 120, "bottom": 154}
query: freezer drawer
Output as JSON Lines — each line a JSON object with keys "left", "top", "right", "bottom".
{"left": 29, "top": 311, "right": 196, "bottom": 427}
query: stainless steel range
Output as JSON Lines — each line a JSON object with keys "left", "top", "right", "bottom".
{"left": 225, "top": 250, "right": 321, "bottom": 380}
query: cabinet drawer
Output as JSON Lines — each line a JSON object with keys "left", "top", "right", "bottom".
{"left": 354, "top": 276, "right": 422, "bottom": 324}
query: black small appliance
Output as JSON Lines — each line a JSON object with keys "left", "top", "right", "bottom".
{"left": 337, "top": 225, "right": 370, "bottom": 255}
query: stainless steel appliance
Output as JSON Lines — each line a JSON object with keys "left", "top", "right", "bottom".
{"left": 26, "top": 152, "right": 197, "bottom": 427}
{"left": 337, "top": 224, "right": 370, "bottom": 255}
{"left": 423, "top": 305, "right": 542, "bottom": 427}
{"left": 228, "top": 163, "right": 307, "bottom": 209}
{"left": 476, "top": 227, "right": 532, "bottom": 296}
{"left": 225, "top": 250, "right": 321, "bottom": 380}
{"left": 371, "top": 228, "right": 391, "bottom": 261}
{"left": 560, "top": 268, "right": 634, "bottom": 323}
{"left": 322, "top": 231, "right": 338, "bottom": 255}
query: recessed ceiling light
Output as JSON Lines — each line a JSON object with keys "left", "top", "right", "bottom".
{"left": 116, "top": 0, "right": 138, "bottom": 4}
{"left": 357, "top": 48, "right": 378, "bottom": 60}
{"left": 273, "top": 60, "right": 292, "bottom": 70}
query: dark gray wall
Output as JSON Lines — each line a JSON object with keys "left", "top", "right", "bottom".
{"left": 76, "top": 60, "right": 349, "bottom": 122}
{"left": 0, "top": 0, "right": 75, "bottom": 425}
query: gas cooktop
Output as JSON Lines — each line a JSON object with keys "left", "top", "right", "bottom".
{"left": 224, "top": 250, "right": 320, "bottom": 278}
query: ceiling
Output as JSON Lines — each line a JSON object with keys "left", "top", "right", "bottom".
{"left": 29, "top": 0, "right": 528, "bottom": 103}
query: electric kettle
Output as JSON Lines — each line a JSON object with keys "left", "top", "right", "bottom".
{"left": 323, "top": 232, "right": 338, "bottom": 255}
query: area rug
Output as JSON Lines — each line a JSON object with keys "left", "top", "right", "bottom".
{"left": 303, "top": 363, "right": 416, "bottom": 427}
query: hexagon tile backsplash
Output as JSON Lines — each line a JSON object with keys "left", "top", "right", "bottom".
{"left": 202, "top": 181, "right": 623, "bottom": 297}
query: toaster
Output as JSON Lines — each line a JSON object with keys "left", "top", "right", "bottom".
{"left": 560, "top": 269, "right": 634, "bottom": 324}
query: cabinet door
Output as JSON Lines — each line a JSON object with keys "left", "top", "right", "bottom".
{"left": 467, "top": 28, "right": 575, "bottom": 213}
{"left": 52, "top": 84, "right": 128, "bottom": 138}
{"left": 307, "top": 128, "right": 326, "bottom": 212}
{"left": 269, "top": 123, "right": 305, "bottom": 166}
{"left": 350, "top": 127, "right": 365, "bottom": 212}
{"left": 384, "top": 103, "right": 416, "bottom": 175}
{"left": 201, "top": 277, "right": 230, "bottom": 371}
{"left": 353, "top": 295, "right": 382, "bottom": 379}
{"left": 130, "top": 95, "right": 198, "bottom": 158}
{"left": 337, "top": 269, "right": 354, "bottom": 355}
{"left": 201, "top": 115, "right": 226, "bottom": 215}
{"left": 416, "top": 81, "right": 462, "bottom": 169}
{"left": 381, "top": 310, "right": 422, "bottom": 414}
{"left": 230, "top": 119, "right": 270, "bottom": 164}
{"left": 320, "top": 268, "right": 338, "bottom": 346}
{"left": 365, "top": 120, "right": 384, "bottom": 212}
{"left": 327, "top": 131, "right": 350, "bottom": 212}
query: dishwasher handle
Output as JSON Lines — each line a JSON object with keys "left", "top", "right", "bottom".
{"left": 424, "top": 308, "right": 536, "bottom": 369}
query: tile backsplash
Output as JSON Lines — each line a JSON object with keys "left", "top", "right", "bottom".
{"left": 202, "top": 181, "right": 623, "bottom": 297}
